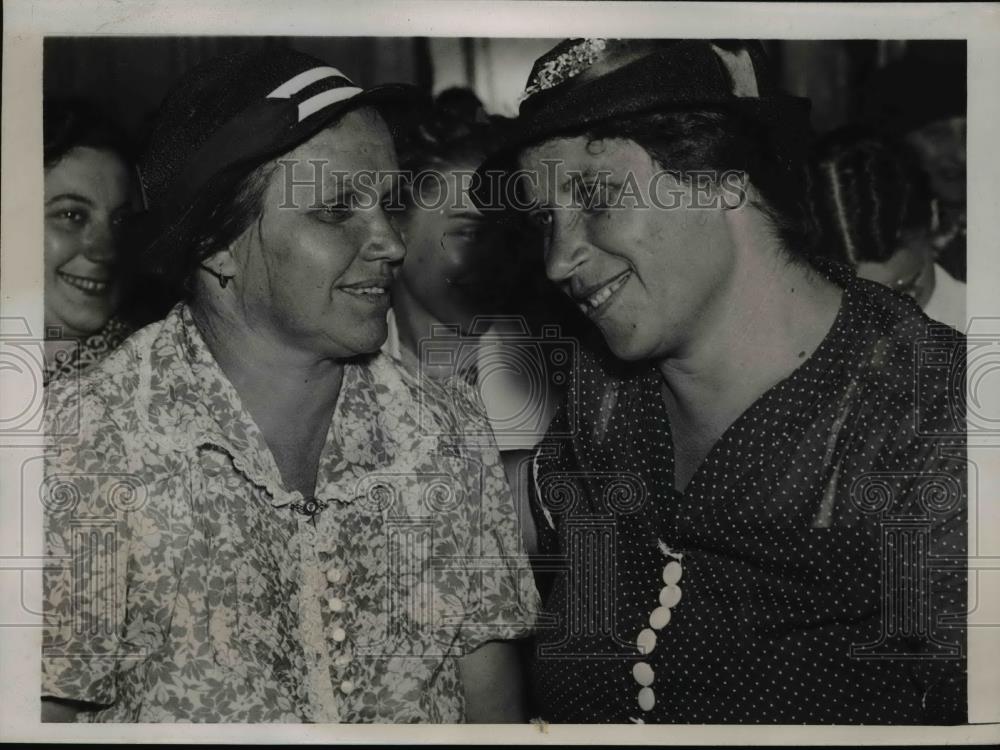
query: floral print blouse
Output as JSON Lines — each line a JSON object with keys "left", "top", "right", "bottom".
{"left": 41, "top": 303, "right": 539, "bottom": 723}
{"left": 43, "top": 316, "right": 133, "bottom": 386}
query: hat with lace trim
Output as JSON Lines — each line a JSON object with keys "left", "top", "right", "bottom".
{"left": 471, "top": 38, "right": 811, "bottom": 211}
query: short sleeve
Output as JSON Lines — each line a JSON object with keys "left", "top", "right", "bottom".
{"left": 437, "top": 378, "right": 541, "bottom": 656}
{"left": 844, "top": 362, "right": 968, "bottom": 724}
{"left": 898, "top": 417, "right": 968, "bottom": 722}
{"left": 41, "top": 384, "right": 135, "bottom": 708}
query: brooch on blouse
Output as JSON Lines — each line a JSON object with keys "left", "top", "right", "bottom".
{"left": 290, "top": 497, "right": 329, "bottom": 525}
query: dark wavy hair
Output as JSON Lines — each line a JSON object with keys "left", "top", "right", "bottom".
{"left": 396, "top": 87, "right": 508, "bottom": 193}
{"left": 44, "top": 98, "right": 133, "bottom": 169}
{"left": 582, "top": 108, "right": 817, "bottom": 262}
{"left": 808, "top": 132, "right": 933, "bottom": 265}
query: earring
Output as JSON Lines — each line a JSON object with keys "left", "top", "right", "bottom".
{"left": 204, "top": 265, "right": 233, "bottom": 289}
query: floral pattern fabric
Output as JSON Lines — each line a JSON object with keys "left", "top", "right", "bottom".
{"left": 43, "top": 316, "right": 133, "bottom": 386}
{"left": 42, "top": 303, "right": 539, "bottom": 723}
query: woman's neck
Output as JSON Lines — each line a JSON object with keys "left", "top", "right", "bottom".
{"left": 656, "top": 237, "right": 842, "bottom": 466}
{"left": 191, "top": 302, "right": 342, "bottom": 403}
{"left": 189, "top": 301, "right": 345, "bottom": 496}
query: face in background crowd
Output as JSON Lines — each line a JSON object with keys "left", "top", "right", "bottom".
{"left": 44, "top": 145, "right": 139, "bottom": 340}
{"left": 904, "top": 115, "right": 966, "bottom": 209}
{"left": 396, "top": 160, "right": 513, "bottom": 336}
{"left": 854, "top": 229, "right": 936, "bottom": 308}
{"left": 203, "top": 107, "right": 406, "bottom": 360}
{"left": 393, "top": 88, "right": 517, "bottom": 340}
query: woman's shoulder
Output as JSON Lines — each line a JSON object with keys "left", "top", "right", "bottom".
{"left": 820, "top": 275, "right": 966, "bottom": 471}
{"left": 846, "top": 275, "right": 963, "bottom": 394}
{"left": 364, "top": 349, "right": 489, "bottom": 437}
{"left": 44, "top": 316, "right": 172, "bottom": 440}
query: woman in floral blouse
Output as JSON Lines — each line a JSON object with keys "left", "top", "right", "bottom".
{"left": 41, "top": 48, "right": 538, "bottom": 723}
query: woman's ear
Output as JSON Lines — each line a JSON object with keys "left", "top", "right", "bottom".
{"left": 199, "top": 247, "right": 239, "bottom": 280}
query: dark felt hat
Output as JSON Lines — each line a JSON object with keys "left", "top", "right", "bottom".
{"left": 471, "top": 38, "right": 811, "bottom": 211}
{"left": 137, "top": 47, "right": 423, "bottom": 275}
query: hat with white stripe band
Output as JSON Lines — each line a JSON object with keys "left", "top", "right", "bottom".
{"left": 138, "top": 47, "right": 422, "bottom": 275}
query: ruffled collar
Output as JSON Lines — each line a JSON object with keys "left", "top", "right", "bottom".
{"left": 139, "top": 303, "right": 391, "bottom": 509}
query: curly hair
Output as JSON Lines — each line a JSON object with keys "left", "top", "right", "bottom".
{"left": 44, "top": 98, "right": 133, "bottom": 169}
{"left": 396, "top": 87, "right": 509, "bottom": 199}
{"left": 583, "top": 108, "right": 818, "bottom": 262}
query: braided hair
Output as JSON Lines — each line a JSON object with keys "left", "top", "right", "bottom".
{"left": 809, "top": 131, "right": 934, "bottom": 266}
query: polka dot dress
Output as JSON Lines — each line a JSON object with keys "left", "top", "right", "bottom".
{"left": 526, "top": 260, "right": 967, "bottom": 724}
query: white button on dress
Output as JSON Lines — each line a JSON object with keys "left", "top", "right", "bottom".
{"left": 340, "top": 679, "right": 355, "bottom": 695}
{"left": 332, "top": 627, "right": 347, "bottom": 642}
{"left": 638, "top": 687, "right": 656, "bottom": 712}
{"left": 662, "top": 561, "right": 682, "bottom": 585}
{"left": 637, "top": 628, "right": 657, "bottom": 655}
{"left": 328, "top": 596, "right": 345, "bottom": 613}
{"left": 649, "top": 606, "right": 671, "bottom": 630}
{"left": 632, "top": 661, "right": 654, "bottom": 687}
{"left": 659, "top": 583, "right": 682, "bottom": 608}
{"left": 326, "top": 567, "right": 343, "bottom": 584}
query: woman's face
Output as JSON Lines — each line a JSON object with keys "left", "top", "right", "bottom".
{"left": 855, "top": 230, "right": 936, "bottom": 308}
{"left": 517, "top": 135, "right": 735, "bottom": 361}
{"left": 905, "top": 115, "right": 966, "bottom": 206}
{"left": 44, "top": 146, "right": 138, "bottom": 339}
{"left": 225, "top": 108, "right": 406, "bottom": 360}
{"left": 397, "top": 162, "right": 512, "bottom": 333}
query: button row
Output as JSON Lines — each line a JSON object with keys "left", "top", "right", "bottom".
{"left": 326, "top": 563, "right": 352, "bottom": 699}
{"left": 633, "top": 558, "right": 684, "bottom": 713}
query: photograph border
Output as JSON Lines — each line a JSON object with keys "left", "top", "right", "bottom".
{"left": 3, "top": 0, "right": 999, "bottom": 744}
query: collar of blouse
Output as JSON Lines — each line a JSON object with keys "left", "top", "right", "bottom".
{"left": 134, "top": 303, "right": 391, "bottom": 509}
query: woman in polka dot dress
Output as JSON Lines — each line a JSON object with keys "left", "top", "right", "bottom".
{"left": 472, "top": 39, "right": 967, "bottom": 724}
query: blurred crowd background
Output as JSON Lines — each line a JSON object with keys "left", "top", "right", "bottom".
{"left": 44, "top": 37, "right": 963, "bottom": 133}
{"left": 41, "top": 36, "right": 967, "bottom": 385}
{"left": 44, "top": 35, "right": 967, "bottom": 275}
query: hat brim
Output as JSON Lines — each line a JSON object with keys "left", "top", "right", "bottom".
{"left": 469, "top": 39, "right": 811, "bottom": 213}
{"left": 144, "top": 82, "right": 427, "bottom": 270}
{"left": 470, "top": 95, "right": 811, "bottom": 214}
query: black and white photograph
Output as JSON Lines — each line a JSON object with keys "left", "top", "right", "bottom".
{"left": 2, "top": 0, "right": 999, "bottom": 743}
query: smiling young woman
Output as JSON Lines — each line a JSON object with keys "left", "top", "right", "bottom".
{"left": 43, "top": 101, "right": 140, "bottom": 384}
